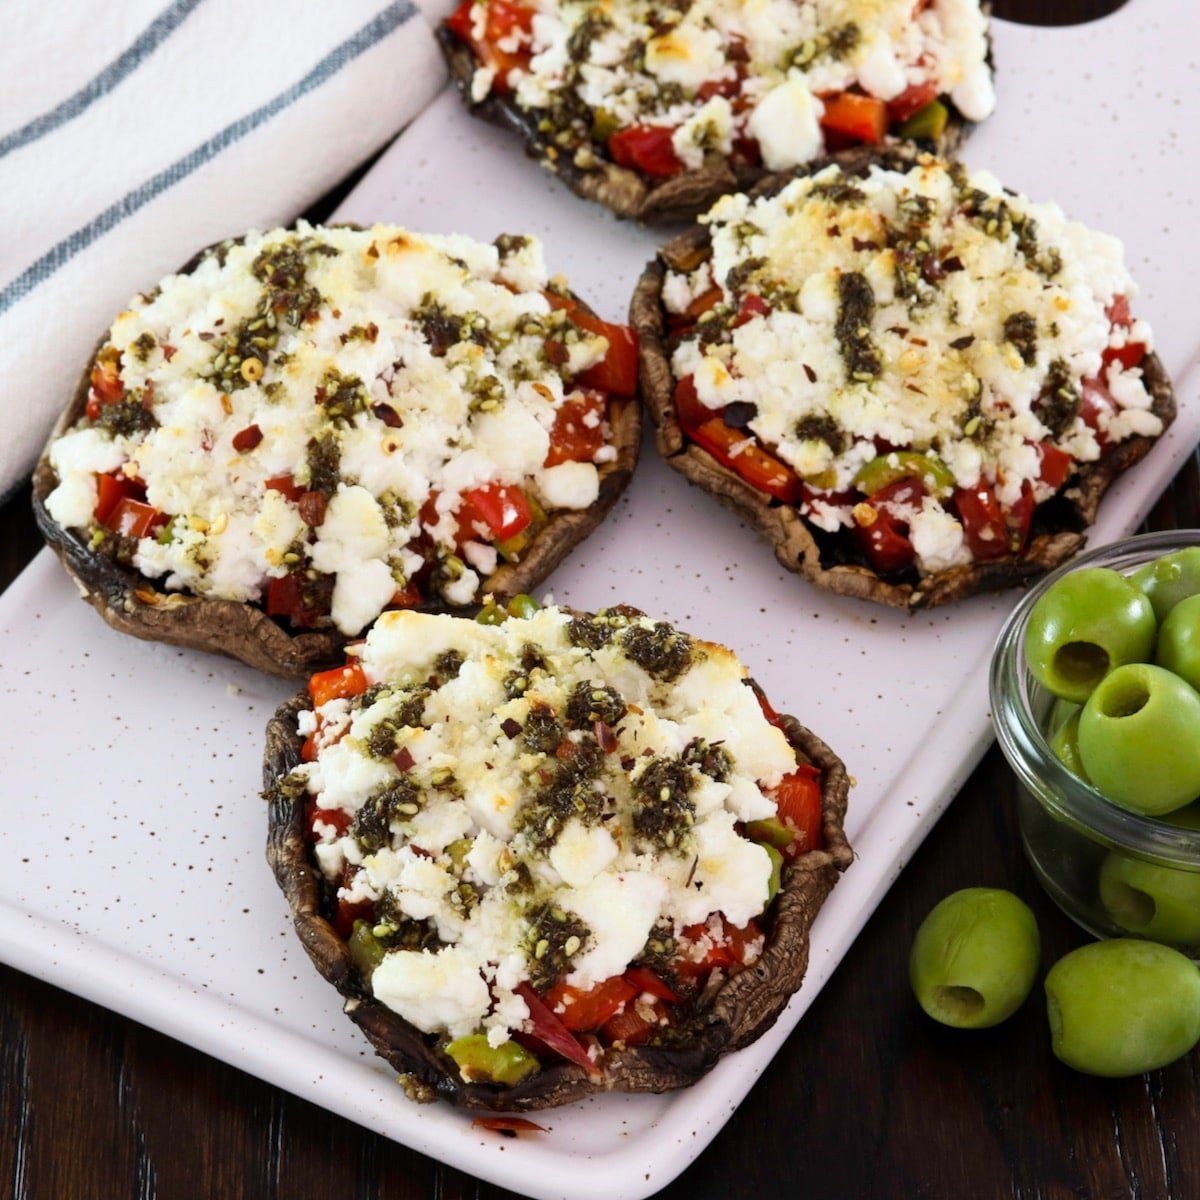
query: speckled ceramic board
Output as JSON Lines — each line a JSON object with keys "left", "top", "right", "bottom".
{"left": 2, "top": 2, "right": 1197, "bottom": 1196}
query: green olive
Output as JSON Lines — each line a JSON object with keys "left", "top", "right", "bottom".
{"left": 1049, "top": 710, "right": 1089, "bottom": 781}
{"left": 1131, "top": 547, "right": 1200, "bottom": 622}
{"left": 1098, "top": 851, "right": 1200, "bottom": 946}
{"left": 1045, "top": 939, "right": 1200, "bottom": 1076}
{"left": 1077, "top": 664, "right": 1200, "bottom": 815}
{"left": 1156, "top": 594, "right": 1200, "bottom": 692}
{"left": 1024, "top": 568, "right": 1156, "bottom": 703}
{"left": 909, "top": 888, "right": 1041, "bottom": 1028}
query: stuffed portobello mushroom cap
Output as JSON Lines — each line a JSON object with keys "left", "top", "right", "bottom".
{"left": 33, "top": 229, "right": 641, "bottom": 678}
{"left": 264, "top": 610, "right": 852, "bottom": 1111}
{"left": 632, "top": 147, "right": 1176, "bottom": 609}
{"left": 438, "top": 1, "right": 992, "bottom": 225}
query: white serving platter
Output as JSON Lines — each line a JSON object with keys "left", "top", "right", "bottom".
{"left": 2, "top": 1, "right": 1197, "bottom": 1196}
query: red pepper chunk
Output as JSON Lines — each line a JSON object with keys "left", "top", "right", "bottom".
{"left": 690, "top": 419, "right": 799, "bottom": 505}
{"left": 1036, "top": 441, "right": 1073, "bottom": 489}
{"left": 850, "top": 477, "right": 921, "bottom": 574}
{"left": 819, "top": 92, "right": 888, "bottom": 145}
{"left": 514, "top": 982, "right": 600, "bottom": 1075}
{"left": 309, "top": 662, "right": 368, "bottom": 708}
{"left": 572, "top": 316, "right": 639, "bottom": 397}
{"left": 543, "top": 975, "right": 638, "bottom": 1033}
{"left": 770, "top": 765, "right": 823, "bottom": 858}
{"left": 733, "top": 293, "right": 771, "bottom": 328}
{"left": 94, "top": 472, "right": 142, "bottom": 524}
{"left": 674, "top": 917, "right": 762, "bottom": 982}
{"left": 458, "top": 482, "right": 532, "bottom": 542}
{"left": 600, "top": 999, "right": 668, "bottom": 1047}
{"left": 544, "top": 391, "right": 607, "bottom": 467}
{"left": 1101, "top": 295, "right": 1148, "bottom": 372}
{"left": 108, "top": 497, "right": 164, "bottom": 540}
{"left": 623, "top": 965, "right": 680, "bottom": 1004}
{"left": 886, "top": 80, "right": 940, "bottom": 124}
{"left": 86, "top": 358, "right": 125, "bottom": 420}
{"left": 264, "top": 474, "right": 305, "bottom": 502}
{"left": 672, "top": 374, "right": 717, "bottom": 427}
{"left": 608, "top": 124, "right": 685, "bottom": 178}
{"left": 953, "top": 481, "right": 1010, "bottom": 561}
{"left": 444, "top": 0, "right": 534, "bottom": 90}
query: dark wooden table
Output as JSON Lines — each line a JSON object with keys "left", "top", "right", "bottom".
{"left": 8, "top": 2, "right": 1194, "bottom": 1196}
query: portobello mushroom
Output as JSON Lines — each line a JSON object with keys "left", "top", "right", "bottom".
{"left": 264, "top": 604, "right": 852, "bottom": 1110}
{"left": 632, "top": 148, "right": 1176, "bottom": 609}
{"left": 438, "top": 0, "right": 993, "bottom": 224}
{"left": 32, "top": 226, "right": 641, "bottom": 678}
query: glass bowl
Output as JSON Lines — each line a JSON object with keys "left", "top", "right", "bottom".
{"left": 990, "top": 530, "right": 1200, "bottom": 956}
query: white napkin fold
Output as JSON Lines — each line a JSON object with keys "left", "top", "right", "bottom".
{"left": 0, "top": 0, "right": 447, "bottom": 500}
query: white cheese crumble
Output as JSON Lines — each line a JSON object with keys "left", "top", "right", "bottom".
{"left": 289, "top": 605, "right": 811, "bottom": 1046}
{"left": 44, "top": 224, "right": 621, "bottom": 634}
{"left": 665, "top": 156, "right": 1162, "bottom": 576}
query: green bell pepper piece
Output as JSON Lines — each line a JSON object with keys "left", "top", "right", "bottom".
{"left": 853, "top": 450, "right": 955, "bottom": 497}
{"left": 506, "top": 593, "right": 541, "bottom": 619}
{"left": 348, "top": 919, "right": 387, "bottom": 980}
{"left": 898, "top": 98, "right": 949, "bottom": 141}
{"left": 445, "top": 1034, "right": 539, "bottom": 1086}
{"left": 764, "top": 843, "right": 784, "bottom": 904}
{"left": 745, "top": 815, "right": 795, "bottom": 852}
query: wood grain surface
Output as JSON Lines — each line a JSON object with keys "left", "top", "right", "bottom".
{"left": 10, "top": 3, "right": 1192, "bottom": 1196}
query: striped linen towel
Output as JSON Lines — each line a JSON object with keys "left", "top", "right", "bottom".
{"left": 0, "top": 0, "right": 447, "bottom": 500}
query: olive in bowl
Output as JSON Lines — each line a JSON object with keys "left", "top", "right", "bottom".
{"left": 991, "top": 531, "right": 1200, "bottom": 958}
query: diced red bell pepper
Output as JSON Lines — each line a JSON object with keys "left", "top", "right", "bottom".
{"left": 665, "top": 285, "right": 723, "bottom": 334}
{"left": 266, "top": 573, "right": 327, "bottom": 629}
{"left": 623, "top": 965, "right": 680, "bottom": 1004}
{"left": 886, "top": 79, "right": 940, "bottom": 124}
{"left": 733, "top": 293, "right": 771, "bottom": 328}
{"left": 264, "top": 474, "right": 305, "bottom": 502}
{"left": 674, "top": 917, "right": 762, "bottom": 982}
{"left": 953, "top": 481, "right": 1010, "bottom": 561}
{"left": 94, "top": 472, "right": 142, "bottom": 524}
{"left": 770, "top": 764, "right": 823, "bottom": 857}
{"left": 572, "top": 315, "right": 639, "bottom": 398}
{"left": 545, "top": 391, "right": 607, "bottom": 467}
{"left": 850, "top": 477, "right": 922, "bottom": 574}
{"left": 673, "top": 374, "right": 718, "bottom": 428}
{"left": 608, "top": 124, "right": 685, "bottom": 178}
{"left": 689, "top": 419, "right": 800, "bottom": 505}
{"left": 86, "top": 358, "right": 125, "bottom": 420}
{"left": 389, "top": 582, "right": 423, "bottom": 609}
{"left": 1005, "top": 479, "right": 1035, "bottom": 555}
{"left": 232, "top": 424, "right": 263, "bottom": 452}
{"left": 445, "top": 0, "right": 534, "bottom": 90}
{"left": 1079, "top": 376, "right": 1115, "bottom": 450}
{"left": 305, "top": 796, "right": 352, "bottom": 841}
{"left": 600, "top": 999, "right": 667, "bottom": 1047}
{"left": 107, "top": 497, "right": 164, "bottom": 540}
{"left": 544, "top": 975, "right": 638, "bottom": 1033}
{"left": 1035, "top": 441, "right": 1073, "bottom": 489}
{"left": 458, "top": 482, "right": 532, "bottom": 543}
{"left": 1101, "top": 295, "right": 1147, "bottom": 371}
{"left": 309, "top": 662, "right": 368, "bottom": 708}
{"left": 819, "top": 92, "right": 888, "bottom": 145}
{"left": 333, "top": 897, "right": 373, "bottom": 940}
{"left": 514, "top": 982, "right": 600, "bottom": 1075}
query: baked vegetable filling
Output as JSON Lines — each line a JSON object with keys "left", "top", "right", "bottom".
{"left": 445, "top": 0, "right": 994, "bottom": 176}
{"left": 662, "top": 156, "right": 1162, "bottom": 577}
{"left": 279, "top": 600, "right": 823, "bottom": 1084}
{"left": 43, "top": 225, "right": 636, "bottom": 635}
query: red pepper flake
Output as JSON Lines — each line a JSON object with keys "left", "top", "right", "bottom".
{"left": 501, "top": 718, "right": 522, "bottom": 739}
{"left": 555, "top": 739, "right": 577, "bottom": 760}
{"left": 471, "top": 1117, "right": 546, "bottom": 1138}
{"left": 367, "top": 242, "right": 379, "bottom": 259}
{"left": 803, "top": 364, "right": 817, "bottom": 383}
{"left": 393, "top": 746, "right": 415, "bottom": 772}
{"left": 298, "top": 491, "right": 327, "bottom": 527}
{"left": 162, "top": 343, "right": 177, "bottom": 361}
{"left": 232, "top": 423, "right": 263, "bottom": 452}
{"left": 620, "top": 755, "right": 636, "bottom": 771}
{"left": 851, "top": 237, "right": 878, "bottom": 252}
{"left": 366, "top": 321, "right": 379, "bottom": 343}
{"left": 595, "top": 720, "right": 618, "bottom": 752}
{"left": 372, "top": 402, "right": 403, "bottom": 428}
{"left": 544, "top": 338, "right": 569, "bottom": 365}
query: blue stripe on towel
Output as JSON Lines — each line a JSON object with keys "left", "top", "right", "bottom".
{"left": 0, "top": 0, "right": 209, "bottom": 159}
{"left": 0, "top": 0, "right": 416, "bottom": 317}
